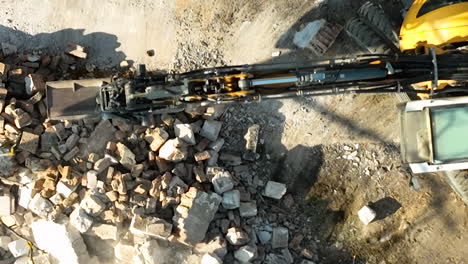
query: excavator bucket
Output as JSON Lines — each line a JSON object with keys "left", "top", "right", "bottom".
{"left": 46, "top": 78, "right": 110, "bottom": 120}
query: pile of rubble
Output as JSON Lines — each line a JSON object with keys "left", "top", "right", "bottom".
{"left": 0, "top": 43, "right": 317, "bottom": 264}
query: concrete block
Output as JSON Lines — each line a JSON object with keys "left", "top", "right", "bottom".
{"left": 116, "top": 142, "right": 136, "bottom": 170}
{"left": 173, "top": 188, "right": 221, "bottom": 244}
{"left": 200, "top": 120, "right": 222, "bottom": 141}
{"left": 358, "top": 205, "right": 376, "bottom": 225}
{"left": 263, "top": 181, "right": 287, "bottom": 199}
{"left": 271, "top": 227, "right": 289, "bottom": 249}
{"left": 28, "top": 193, "right": 53, "bottom": 218}
{"left": 87, "top": 120, "right": 116, "bottom": 154}
{"left": 63, "top": 146, "right": 80, "bottom": 161}
{"left": 70, "top": 208, "right": 94, "bottom": 233}
{"left": 31, "top": 220, "right": 90, "bottom": 264}
{"left": 211, "top": 170, "right": 234, "bottom": 194}
{"left": 18, "top": 131, "right": 39, "bottom": 154}
{"left": 239, "top": 201, "right": 257, "bottom": 217}
{"left": 222, "top": 190, "right": 240, "bottom": 209}
{"left": 65, "top": 133, "right": 80, "bottom": 151}
{"left": 80, "top": 195, "right": 106, "bottom": 216}
{"left": 208, "top": 138, "right": 225, "bottom": 152}
{"left": 174, "top": 123, "right": 196, "bottom": 145}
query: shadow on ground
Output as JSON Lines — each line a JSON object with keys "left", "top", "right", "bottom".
{"left": 0, "top": 25, "right": 126, "bottom": 68}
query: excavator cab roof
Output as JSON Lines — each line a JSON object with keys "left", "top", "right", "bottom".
{"left": 401, "top": 96, "right": 468, "bottom": 173}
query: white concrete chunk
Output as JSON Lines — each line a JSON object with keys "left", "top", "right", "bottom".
{"left": 28, "top": 193, "right": 53, "bottom": 218}
{"left": 263, "top": 181, "right": 287, "bottom": 199}
{"left": 358, "top": 205, "right": 376, "bottom": 225}
{"left": 69, "top": 208, "right": 94, "bottom": 233}
{"left": 31, "top": 220, "right": 90, "bottom": 264}
{"left": 8, "top": 239, "right": 29, "bottom": 257}
{"left": 174, "top": 123, "right": 196, "bottom": 145}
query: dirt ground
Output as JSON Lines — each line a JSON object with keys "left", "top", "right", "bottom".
{"left": 1, "top": 0, "right": 467, "bottom": 263}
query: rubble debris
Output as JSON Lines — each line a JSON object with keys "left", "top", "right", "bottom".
{"left": 202, "top": 253, "right": 223, "bottom": 264}
{"left": 89, "top": 223, "right": 119, "bottom": 240}
{"left": 28, "top": 193, "right": 53, "bottom": 218}
{"left": 70, "top": 208, "right": 94, "bottom": 233}
{"left": 32, "top": 220, "right": 90, "bottom": 264}
{"left": 80, "top": 195, "right": 106, "bottom": 216}
{"left": 234, "top": 245, "right": 257, "bottom": 263}
{"left": 87, "top": 120, "right": 116, "bottom": 154}
{"left": 8, "top": 239, "right": 29, "bottom": 258}
{"left": 245, "top": 124, "right": 260, "bottom": 153}
{"left": 272, "top": 227, "right": 289, "bottom": 249}
{"left": 145, "top": 127, "right": 169, "bottom": 151}
{"left": 1, "top": 42, "right": 17, "bottom": 56}
{"left": 114, "top": 241, "right": 137, "bottom": 263}
{"left": 358, "top": 205, "right": 377, "bottom": 225}
{"left": 175, "top": 122, "right": 196, "bottom": 145}
{"left": 0, "top": 188, "right": 15, "bottom": 216}
{"left": 159, "top": 138, "right": 188, "bottom": 162}
{"left": 25, "top": 74, "right": 45, "bottom": 95}
{"left": 239, "top": 201, "right": 257, "bottom": 217}
{"left": 257, "top": 229, "right": 272, "bottom": 245}
{"left": 200, "top": 120, "right": 222, "bottom": 141}
{"left": 63, "top": 146, "right": 80, "bottom": 161}
{"left": 222, "top": 190, "right": 240, "bottom": 209}
{"left": 226, "top": 227, "right": 250, "bottom": 246}
{"left": 211, "top": 170, "right": 234, "bottom": 194}
{"left": 18, "top": 131, "right": 39, "bottom": 154}
{"left": 130, "top": 214, "right": 173, "bottom": 239}
{"left": 65, "top": 44, "right": 87, "bottom": 59}
{"left": 116, "top": 142, "right": 136, "bottom": 169}
{"left": 173, "top": 187, "right": 221, "bottom": 244}
{"left": 263, "top": 181, "right": 287, "bottom": 199}
{"left": 193, "top": 151, "right": 210, "bottom": 162}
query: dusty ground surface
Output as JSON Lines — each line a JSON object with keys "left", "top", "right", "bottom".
{"left": 1, "top": 0, "right": 467, "bottom": 263}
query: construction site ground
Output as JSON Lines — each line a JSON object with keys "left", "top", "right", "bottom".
{"left": 1, "top": 0, "right": 467, "bottom": 263}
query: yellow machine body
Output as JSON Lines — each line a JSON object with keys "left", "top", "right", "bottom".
{"left": 399, "top": 0, "right": 468, "bottom": 51}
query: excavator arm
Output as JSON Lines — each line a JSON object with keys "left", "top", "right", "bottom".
{"left": 46, "top": 52, "right": 468, "bottom": 123}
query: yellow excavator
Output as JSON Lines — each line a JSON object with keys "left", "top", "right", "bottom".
{"left": 45, "top": 0, "right": 468, "bottom": 203}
